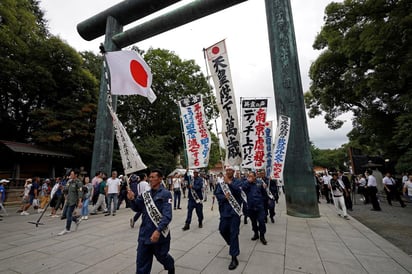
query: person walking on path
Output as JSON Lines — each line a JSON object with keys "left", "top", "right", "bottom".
{"left": 90, "top": 173, "right": 108, "bottom": 215}
{"left": 127, "top": 169, "right": 175, "bottom": 274}
{"left": 329, "top": 173, "right": 350, "bottom": 220}
{"left": 383, "top": 172, "right": 406, "bottom": 207}
{"left": 403, "top": 174, "right": 412, "bottom": 202}
{"left": 365, "top": 170, "right": 382, "bottom": 211}
{"left": 242, "top": 171, "right": 268, "bottom": 245}
{"left": 172, "top": 172, "right": 182, "bottom": 210}
{"left": 81, "top": 176, "right": 92, "bottom": 220}
{"left": 182, "top": 169, "right": 204, "bottom": 230}
{"left": 57, "top": 169, "right": 83, "bottom": 236}
{"left": 106, "top": 171, "right": 121, "bottom": 216}
{"left": 0, "top": 179, "right": 9, "bottom": 218}
{"left": 214, "top": 166, "right": 243, "bottom": 270}
{"left": 338, "top": 171, "right": 353, "bottom": 211}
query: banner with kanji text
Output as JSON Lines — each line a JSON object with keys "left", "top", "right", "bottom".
{"left": 240, "top": 98, "right": 268, "bottom": 169}
{"left": 179, "top": 95, "right": 211, "bottom": 168}
{"left": 272, "top": 115, "right": 291, "bottom": 181}
{"left": 205, "top": 40, "right": 242, "bottom": 166}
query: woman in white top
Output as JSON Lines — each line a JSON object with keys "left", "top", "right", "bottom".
{"left": 403, "top": 175, "right": 412, "bottom": 202}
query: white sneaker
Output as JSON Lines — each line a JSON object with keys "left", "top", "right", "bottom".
{"left": 57, "top": 229, "right": 70, "bottom": 236}
{"left": 81, "top": 216, "right": 85, "bottom": 220}
{"left": 84, "top": 216, "right": 88, "bottom": 220}
{"left": 20, "top": 211, "right": 30, "bottom": 216}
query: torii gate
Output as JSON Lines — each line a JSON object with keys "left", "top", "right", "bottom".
{"left": 77, "top": 0, "right": 319, "bottom": 218}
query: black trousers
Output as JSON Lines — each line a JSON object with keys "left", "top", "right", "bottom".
{"left": 368, "top": 186, "right": 381, "bottom": 210}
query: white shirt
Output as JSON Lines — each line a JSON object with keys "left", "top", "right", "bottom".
{"left": 137, "top": 180, "right": 150, "bottom": 196}
{"left": 173, "top": 178, "right": 181, "bottom": 189}
{"left": 331, "top": 179, "right": 345, "bottom": 196}
{"left": 359, "top": 177, "right": 367, "bottom": 187}
{"left": 382, "top": 176, "right": 395, "bottom": 186}
{"left": 322, "top": 174, "right": 332, "bottom": 185}
{"left": 405, "top": 181, "right": 412, "bottom": 196}
{"left": 367, "top": 175, "right": 377, "bottom": 187}
{"left": 106, "top": 177, "right": 120, "bottom": 194}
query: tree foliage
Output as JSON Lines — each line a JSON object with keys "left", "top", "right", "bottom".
{"left": 0, "top": 0, "right": 98, "bottom": 165}
{"left": 310, "top": 143, "right": 348, "bottom": 172}
{"left": 305, "top": 0, "right": 412, "bottom": 171}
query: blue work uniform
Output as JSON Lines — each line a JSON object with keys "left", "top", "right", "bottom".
{"left": 265, "top": 178, "right": 278, "bottom": 219}
{"left": 129, "top": 185, "right": 174, "bottom": 274}
{"left": 214, "top": 178, "right": 243, "bottom": 257}
{"left": 242, "top": 180, "right": 266, "bottom": 236}
{"left": 185, "top": 176, "right": 204, "bottom": 225}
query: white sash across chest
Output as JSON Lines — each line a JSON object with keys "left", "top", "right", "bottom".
{"left": 142, "top": 191, "right": 170, "bottom": 237}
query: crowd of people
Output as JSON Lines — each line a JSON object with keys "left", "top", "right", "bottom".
{"left": 314, "top": 169, "right": 411, "bottom": 218}
{"left": 2, "top": 166, "right": 411, "bottom": 272}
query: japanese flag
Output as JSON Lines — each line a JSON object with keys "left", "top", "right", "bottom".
{"left": 105, "top": 50, "right": 157, "bottom": 103}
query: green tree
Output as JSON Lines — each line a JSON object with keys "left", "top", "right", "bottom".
{"left": 116, "top": 48, "right": 217, "bottom": 175}
{"left": 310, "top": 143, "right": 348, "bottom": 171}
{"left": 0, "top": 0, "right": 99, "bottom": 166}
{"left": 305, "top": 0, "right": 412, "bottom": 171}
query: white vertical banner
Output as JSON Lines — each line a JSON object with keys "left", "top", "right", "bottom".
{"left": 272, "top": 115, "right": 291, "bottom": 181}
{"left": 264, "top": 121, "right": 273, "bottom": 178}
{"left": 107, "top": 105, "right": 147, "bottom": 174}
{"left": 179, "top": 95, "right": 211, "bottom": 169}
{"left": 240, "top": 99, "right": 268, "bottom": 169}
{"left": 205, "top": 40, "right": 242, "bottom": 166}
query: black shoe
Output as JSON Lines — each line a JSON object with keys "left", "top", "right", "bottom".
{"left": 199, "top": 221, "right": 203, "bottom": 228}
{"left": 177, "top": 207, "right": 182, "bottom": 209}
{"left": 182, "top": 223, "right": 190, "bottom": 231}
{"left": 401, "top": 204, "right": 406, "bottom": 208}
{"left": 260, "top": 235, "right": 267, "bottom": 245}
{"left": 90, "top": 212, "right": 97, "bottom": 215}
{"left": 104, "top": 213, "right": 110, "bottom": 216}
{"left": 251, "top": 233, "right": 259, "bottom": 241}
{"left": 371, "top": 208, "right": 381, "bottom": 211}
{"left": 60, "top": 216, "right": 66, "bottom": 220}
{"left": 270, "top": 217, "right": 275, "bottom": 223}
{"left": 228, "top": 256, "right": 238, "bottom": 270}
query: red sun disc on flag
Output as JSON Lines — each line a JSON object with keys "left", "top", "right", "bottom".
{"left": 130, "top": 60, "right": 148, "bottom": 87}
{"left": 211, "top": 46, "right": 220, "bottom": 55}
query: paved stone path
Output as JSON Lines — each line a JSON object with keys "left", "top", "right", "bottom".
{"left": 1, "top": 192, "right": 411, "bottom": 273}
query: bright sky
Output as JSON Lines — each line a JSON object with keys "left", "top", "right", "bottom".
{"left": 39, "top": 0, "right": 350, "bottom": 149}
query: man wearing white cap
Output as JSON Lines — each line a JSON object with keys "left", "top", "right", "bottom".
{"left": 0, "top": 179, "right": 9, "bottom": 218}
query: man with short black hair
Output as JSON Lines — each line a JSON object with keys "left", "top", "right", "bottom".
{"left": 182, "top": 169, "right": 204, "bottom": 230}
{"left": 58, "top": 169, "right": 83, "bottom": 235}
{"left": 127, "top": 169, "right": 175, "bottom": 274}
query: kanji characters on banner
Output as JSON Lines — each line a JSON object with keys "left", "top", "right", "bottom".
{"left": 272, "top": 115, "right": 291, "bottom": 181}
{"left": 264, "top": 121, "right": 273, "bottom": 178}
{"left": 107, "top": 105, "right": 147, "bottom": 174}
{"left": 179, "top": 95, "right": 211, "bottom": 168}
{"left": 205, "top": 40, "right": 242, "bottom": 166}
{"left": 240, "top": 99, "right": 268, "bottom": 169}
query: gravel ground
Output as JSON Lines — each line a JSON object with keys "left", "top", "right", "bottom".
{"left": 344, "top": 192, "right": 412, "bottom": 256}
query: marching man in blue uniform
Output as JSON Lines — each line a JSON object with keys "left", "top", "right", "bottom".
{"left": 214, "top": 166, "right": 243, "bottom": 270}
{"left": 127, "top": 169, "right": 175, "bottom": 274}
{"left": 242, "top": 171, "right": 267, "bottom": 245}
{"left": 182, "top": 169, "right": 204, "bottom": 230}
